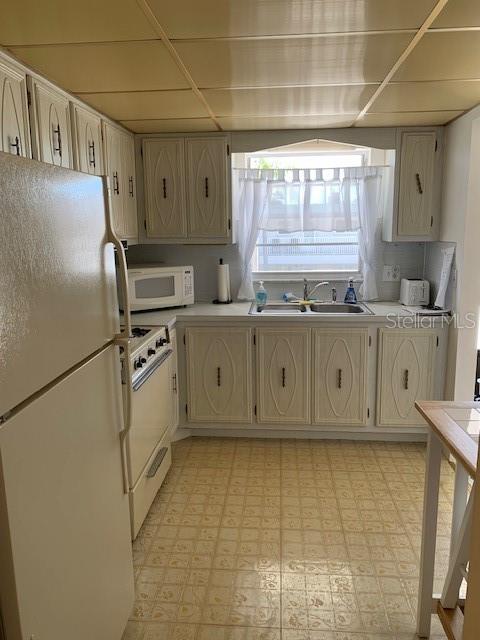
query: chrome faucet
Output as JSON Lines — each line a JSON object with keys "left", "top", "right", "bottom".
{"left": 303, "top": 278, "right": 329, "bottom": 301}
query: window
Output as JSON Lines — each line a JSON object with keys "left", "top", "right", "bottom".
{"left": 248, "top": 151, "right": 365, "bottom": 278}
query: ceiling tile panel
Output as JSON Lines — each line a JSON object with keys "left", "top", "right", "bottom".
{"left": 432, "top": 0, "right": 480, "bottom": 29}
{"left": 393, "top": 32, "right": 480, "bottom": 82}
{"left": 373, "top": 80, "right": 480, "bottom": 113}
{"left": 174, "top": 33, "right": 413, "bottom": 89}
{"left": 0, "top": 0, "right": 157, "bottom": 45}
{"left": 7, "top": 42, "right": 189, "bottom": 93}
{"left": 153, "top": 0, "right": 436, "bottom": 39}
{"left": 120, "top": 119, "right": 217, "bottom": 133}
{"left": 217, "top": 114, "right": 356, "bottom": 130}
{"left": 78, "top": 90, "right": 208, "bottom": 121}
{"left": 203, "top": 85, "right": 377, "bottom": 117}
{"left": 356, "top": 111, "right": 462, "bottom": 127}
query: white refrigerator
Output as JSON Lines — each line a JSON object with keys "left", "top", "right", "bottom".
{"left": 0, "top": 153, "right": 134, "bottom": 639}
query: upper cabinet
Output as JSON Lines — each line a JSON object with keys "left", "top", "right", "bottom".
{"left": 27, "top": 77, "right": 73, "bottom": 168}
{"left": 0, "top": 56, "right": 30, "bottom": 158}
{"left": 142, "top": 134, "right": 232, "bottom": 244}
{"left": 102, "top": 121, "right": 138, "bottom": 243}
{"left": 70, "top": 103, "right": 103, "bottom": 176}
{"left": 384, "top": 129, "right": 441, "bottom": 242}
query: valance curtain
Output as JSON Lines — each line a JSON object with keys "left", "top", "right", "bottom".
{"left": 233, "top": 166, "right": 386, "bottom": 301}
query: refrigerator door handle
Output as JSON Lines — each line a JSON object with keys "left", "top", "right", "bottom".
{"left": 103, "top": 176, "right": 131, "bottom": 340}
{"left": 116, "top": 337, "right": 133, "bottom": 494}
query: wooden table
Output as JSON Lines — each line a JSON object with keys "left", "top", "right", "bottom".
{"left": 416, "top": 401, "right": 479, "bottom": 640}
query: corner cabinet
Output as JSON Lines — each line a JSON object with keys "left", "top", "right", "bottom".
{"left": 102, "top": 122, "right": 138, "bottom": 243}
{"left": 142, "top": 134, "right": 232, "bottom": 244}
{"left": 70, "top": 103, "right": 103, "bottom": 176}
{"left": 27, "top": 77, "right": 73, "bottom": 168}
{"left": 376, "top": 329, "right": 436, "bottom": 426}
{"left": 185, "top": 327, "right": 253, "bottom": 423}
{"left": 313, "top": 328, "right": 368, "bottom": 426}
{"left": 256, "top": 328, "right": 311, "bottom": 424}
{"left": 0, "top": 56, "right": 30, "bottom": 157}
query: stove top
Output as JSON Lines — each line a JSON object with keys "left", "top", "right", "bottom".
{"left": 131, "top": 327, "right": 151, "bottom": 338}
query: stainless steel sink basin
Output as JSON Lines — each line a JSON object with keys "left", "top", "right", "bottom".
{"left": 251, "top": 303, "right": 307, "bottom": 314}
{"left": 309, "top": 302, "right": 371, "bottom": 314}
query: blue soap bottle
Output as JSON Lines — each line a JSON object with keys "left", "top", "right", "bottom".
{"left": 255, "top": 281, "right": 267, "bottom": 306}
{"left": 344, "top": 278, "right": 357, "bottom": 303}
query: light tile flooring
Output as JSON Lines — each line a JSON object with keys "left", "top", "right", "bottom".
{"left": 123, "top": 437, "right": 454, "bottom": 640}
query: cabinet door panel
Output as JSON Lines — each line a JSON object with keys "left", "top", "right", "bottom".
{"left": 377, "top": 329, "right": 436, "bottom": 426}
{"left": 397, "top": 132, "right": 436, "bottom": 237}
{"left": 71, "top": 104, "right": 103, "bottom": 175}
{"left": 0, "top": 60, "right": 30, "bottom": 157}
{"left": 186, "top": 137, "right": 229, "bottom": 240}
{"left": 143, "top": 138, "right": 187, "bottom": 239}
{"left": 122, "top": 133, "right": 138, "bottom": 240}
{"left": 29, "top": 79, "right": 72, "bottom": 168}
{"left": 257, "top": 328, "right": 310, "bottom": 424}
{"left": 313, "top": 329, "right": 368, "bottom": 425}
{"left": 186, "top": 327, "right": 252, "bottom": 423}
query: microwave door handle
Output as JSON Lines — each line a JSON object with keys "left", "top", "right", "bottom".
{"left": 103, "top": 176, "right": 131, "bottom": 340}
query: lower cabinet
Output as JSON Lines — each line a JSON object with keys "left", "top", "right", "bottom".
{"left": 313, "top": 328, "right": 368, "bottom": 425}
{"left": 186, "top": 327, "right": 253, "bottom": 423}
{"left": 376, "top": 329, "right": 436, "bottom": 426}
{"left": 256, "top": 328, "right": 310, "bottom": 424}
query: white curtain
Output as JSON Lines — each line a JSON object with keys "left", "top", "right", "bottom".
{"left": 234, "top": 166, "right": 385, "bottom": 300}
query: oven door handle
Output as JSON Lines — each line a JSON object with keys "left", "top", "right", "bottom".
{"left": 132, "top": 349, "right": 173, "bottom": 392}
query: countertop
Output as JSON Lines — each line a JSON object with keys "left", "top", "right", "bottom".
{"left": 125, "top": 301, "right": 446, "bottom": 329}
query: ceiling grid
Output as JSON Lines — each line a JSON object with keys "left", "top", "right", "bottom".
{"left": 1, "top": 0, "right": 479, "bottom": 132}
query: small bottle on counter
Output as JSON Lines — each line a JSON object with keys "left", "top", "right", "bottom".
{"left": 344, "top": 277, "right": 357, "bottom": 303}
{"left": 255, "top": 281, "right": 268, "bottom": 306}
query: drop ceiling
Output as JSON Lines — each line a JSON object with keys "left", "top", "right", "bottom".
{"left": 1, "top": 0, "right": 479, "bottom": 133}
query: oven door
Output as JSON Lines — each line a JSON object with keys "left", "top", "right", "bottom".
{"left": 126, "top": 349, "right": 174, "bottom": 487}
{"left": 129, "top": 271, "right": 183, "bottom": 310}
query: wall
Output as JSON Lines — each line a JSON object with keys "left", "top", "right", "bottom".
{"left": 430, "top": 104, "right": 480, "bottom": 400}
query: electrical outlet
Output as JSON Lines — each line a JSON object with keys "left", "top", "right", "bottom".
{"left": 383, "top": 265, "right": 401, "bottom": 282}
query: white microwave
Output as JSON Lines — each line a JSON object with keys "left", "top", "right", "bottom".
{"left": 120, "top": 265, "right": 194, "bottom": 311}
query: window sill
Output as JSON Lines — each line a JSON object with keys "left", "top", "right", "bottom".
{"left": 252, "top": 272, "right": 362, "bottom": 283}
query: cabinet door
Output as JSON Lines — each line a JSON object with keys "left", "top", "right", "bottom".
{"left": 143, "top": 138, "right": 187, "bottom": 239}
{"left": 169, "top": 329, "right": 179, "bottom": 430}
{"left": 28, "top": 78, "right": 72, "bottom": 168}
{"left": 397, "top": 132, "right": 436, "bottom": 237}
{"left": 313, "top": 328, "right": 368, "bottom": 425}
{"left": 71, "top": 103, "right": 103, "bottom": 175}
{"left": 186, "top": 327, "right": 253, "bottom": 423}
{"left": 186, "top": 137, "right": 230, "bottom": 240}
{"left": 103, "top": 122, "right": 124, "bottom": 238}
{"left": 0, "top": 59, "right": 30, "bottom": 157}
{"left": 121, "top": 133, "right": 138, "bottom": 241}
{"left": 377, "top": 329, "right": 436, "bottom": 426}
{"left": 257, "top": 328, "right": 310, "bottom": 424}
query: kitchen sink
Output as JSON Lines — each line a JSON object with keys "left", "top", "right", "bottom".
{"left": 249, "top": 301, "right": 372, "bottom": 315}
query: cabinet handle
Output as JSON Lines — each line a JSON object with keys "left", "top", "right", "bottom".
{"left": 282, "top": 367, "right": 286, "bottom": 387}
{"left": 404, "top": 369, "right": 409, "bottom": 390}
{"left": 129, "top": 176, "right": 134, "bottom": 197}
{"left": 337, "top": 368, "right": 342, "bottom": 389}
{"left": 88, "top": 141, "right": 96, "bottom": 168}
{"left": 172, "top": 373, "right": 177, "bottom": 393}
{"left": 9, "top": 136, "right": 21, "bottom": 156}
{"left": 113, "top": 171, "right": 120, "bottom": 195}
{"left": 162, "top": 177, "right": 167, "bottom": 199}
{"left": 415, "top": 173, "right": 423, "bottom": 194}
{"left": 205, "top": 177, "right": 209, "bottom": 198}
{"left": 217, "top": 367, "right": 221, "bottom": 387}
{"left": 53, "top": 124, "right": 62, "bottom": 157}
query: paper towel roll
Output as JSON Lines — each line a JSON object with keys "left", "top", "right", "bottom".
{"left": 217, "top": 260, "right": 231, "bottom": 302}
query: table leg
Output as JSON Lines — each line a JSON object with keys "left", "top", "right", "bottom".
{"left": 417, "top": 432, "right": 442, "bottom": 638}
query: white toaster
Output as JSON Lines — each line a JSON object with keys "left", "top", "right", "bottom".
{"left": 399, "top": 279, "right": 430, "bottom": 306}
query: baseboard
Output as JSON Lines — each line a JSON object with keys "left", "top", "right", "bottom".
{"left": 170, "top": 427, "right": 192, "bottom": 442}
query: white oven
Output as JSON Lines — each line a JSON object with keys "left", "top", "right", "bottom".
{"left": 120, "top": 265, "right": 194, "bottom": 311}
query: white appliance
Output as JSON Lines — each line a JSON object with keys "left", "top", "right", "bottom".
{"left": 121, "top": 326, "right": 174, "bottom": 539}
{"left": 399, "top": 278, "right": 430, "bottom": 306}
{"left": 0, "top": 153, "right": 134, "bottom": 639}
{"left": 121, "top": 265, "right": 194, "bottom": 311}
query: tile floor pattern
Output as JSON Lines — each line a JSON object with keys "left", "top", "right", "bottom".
{"left": 123, "top": 437, "right": 454, "bottom": 640}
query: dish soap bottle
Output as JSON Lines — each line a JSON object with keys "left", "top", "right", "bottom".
{"left": 344, "top": 278, "right": 357, "bottom": 303}
{"left": 255, "top": 281, "right": 267, "bottom": 306}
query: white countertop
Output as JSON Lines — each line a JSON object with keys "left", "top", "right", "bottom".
{"left": 125, "top": 301, "right": 440, "bottom": 329}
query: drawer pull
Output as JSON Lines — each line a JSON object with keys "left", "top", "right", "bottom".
{"left": 10, "top": 135, "right": 21, "bottom": 156}
{"left": 53, "top": 124, "right": 62, "bottom": 157}
{"left": 88, "top": 141, "right": 96, "bottom": 168}
{"left": 113, "top": 171, "right": 120, "bottom": 195}
{"left": 205, "top": 176, "right": 209, "bottom": 198}
{"left": 415, "top": 173, "right": 423, "bottom": 194}
{"left": 217, "top": 367, "right": 221, "bottom": 387}
{"left": 337, "top": 368, "right": 342, "bottom": 389}
{"left": 404, "top": 369, "right": 409, "bottom": 390}
{"left": 163, "top": 177, "right": 167, "bottom": 198}
{"left": 129, "top": 176, "right": 134, "bottom": 197}
{"left": 172, "top": 372, "right": 177, "bottom": 393}
{"left": 282, "top": 367, "right": 286, "bottom": 387}
{"left": 146, "top": 447, "right": 168, "bottom": 478}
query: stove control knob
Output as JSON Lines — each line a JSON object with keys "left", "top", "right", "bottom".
{"left": 156, "top": 337, "right": 167, "bottom": 347}
{"left": 140, "top": 357, "right": 147, "bottom": 364}
{"left": 134, "top": 359, "right": 141, "bottom": 370}
{"left": 148, "top": 348, "right": 156, "bottom": 356}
